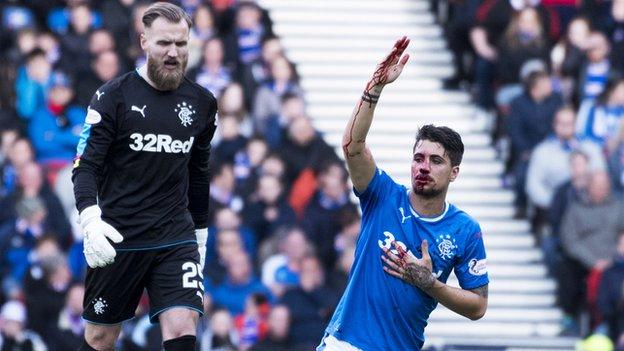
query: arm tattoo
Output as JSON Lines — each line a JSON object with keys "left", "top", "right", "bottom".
{"left": 470, "top": 285, "right": 489, "bottom": 298}
{"left": 402, "top": 263, "right": 436, "bottom": 290}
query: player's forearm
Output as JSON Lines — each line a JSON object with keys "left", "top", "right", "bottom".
{"left": 342, "top": 84, "right": 383, "bottom": 158}
{"left": 188, "top": 146, "right": 211, "bottom": 228}
{"left": 72, "top": 161, "right": 99, "bottom": 212}
{"left": 424, "top": 281, "right": 488, "bottom": 320}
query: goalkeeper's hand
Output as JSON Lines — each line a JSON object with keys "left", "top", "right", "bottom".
{"left": 195, "top": 228, "right": 208, "bottom": 270}
{"left": 80, "top": 205, "right": 124, "bottom": 268}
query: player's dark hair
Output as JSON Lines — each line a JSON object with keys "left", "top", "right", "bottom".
{"left": 142, "top": 2, "right": 192, "bottom": 29}
{"left": 413, "top": 125, "right": 464, "bottom": 167}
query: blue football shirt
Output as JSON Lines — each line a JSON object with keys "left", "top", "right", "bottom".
{"left": 319, "top": 169, "right": 489, "bottom": 350}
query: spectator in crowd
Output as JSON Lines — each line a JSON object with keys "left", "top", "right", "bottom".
{"left": 15, "top": 48, "right": 52, "bottom": 120}
{"left": 218, "top": 82, "right": 253, "bottom": 136}
{"left": 576, "top": 75, "right": 624, "bottom": 149}
{"left": 100, "top": 0, "right": 135, "bottom": 60}
{"left": 88, "top": 28, "right": 115, "bottom": 58}
{"left": 188, "top": 37, "right": 232, "bottom": 99}
{"left": 57, "top": 2, "right": 98, "bottom": 76}
{"left": 244, "top": 174, "right": 296, "bottom": 243}
{"left": 0, "top": 196, "right": 48, "bottom": 287}
{"left": 328, "top": 245, "right": 356, "bottom": 295}
{"left": 0, "top": 126, "right": 22, "bottom": 198}
{"left": 223, "top": 2, "right": 269, "bottom": 69}
{"left": 208, "top": 207, "right": 257, "bottom": 262}
{"left": 0, "top": 300, "right": 46, "bottom": 351}
{"left": 188, "top": 4, "right": 217, "bottom": 68}
{"left": 249, "top": 305, "right": 291, "bottom": 351}
{"left": 603, "top": 0, "right": 624, "bottom": 69}
{"left": 199, "top": 308, "right": 239, "bottom": 351}
{"left": 205, "top": 228, "right": 246, "bottom": 287}
{"left": 233, "top": 136, "right": 269, "bottom": 200}
{"left": 0, "top": 161, "right": 70, "bottom": 239}
{"left": 208, "top": 163, "right": 244, "bottom": 223}
{"left": 28, "top": 72, "right": 83, "bottom": 165}
{"left": 212, "top": 114, "right": 248, "bottom": 166}
{"left": 608, "top": 123, "right": 624, "bottom": 193}
{"left": 74, "top": 50, "right": 121, "bottom": 108}
{"left": 264, "top": 93, "right": 306, "bottom": 149}
{"left": 551, "top": 16, "right": 592, "bottom": 104}
{"left": 238, "top": 36, "right": 284, "bottom": 109}
{"left": 507, "top": 70, "right": 564, "bottom": 218}
{"left": 469, "top": 0, "right": 553, "bottom": 108}
{"left": 442, "top": 0, "right": 480, "bottom": 89}
{"left": 548, "top": 151, "right": 590, "bottom": 276}
{"left": 253, "top": 55, "right": 302, "bottom": 134}
{"left": 261, "top": 226, "right": 312, "bottom": 298}
{"left": 559, "top": 171, "right": 624, "bottom": 334}
{"left": 37, "top": 31, "right": 61, "bottom": 68}
{"left": 333, "top": 206, "right": 361, "bottom": 257}
{"left": 280, "top": 255, "right": 339, "bottom": 350}
{"left": 3, "top": 235, "right": 66, "bottom": 304}
{"left": 23, "top": 253, "right": 71, "bottom": 344}
{"left": 209, "top": 251, "right": 271, "bottom": 315}
{"left": 279, "top": 116, "right": 340, "bottom": 184}
{"left": 302, "top": 162, "right": 356, "bottom": 269}
{"left": 526, "top": 106, "right": 605, "bottom": 238}
{"left": 597, "top": 231, "right": 624, "bottom": 349}
{"left": 259, "top": 152, "right": 287, "bottom": 180}
{"left": 51, "top": 283, "right": 85, "bottom": 350}
{"left": 497, "top": 7, "right": 550, "bottom": 100}
{"left": 234, "top": 293, "right": 269, "bottom": 350}
{"left": 578, "top": 31, "right": 611, "bottom": 102}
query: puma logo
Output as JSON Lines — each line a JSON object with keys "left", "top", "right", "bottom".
{"left": 95, "top": 90, "right": 105, "bottom": 100}
{"left": 399, "top": 207, "right": 411, "bottom": 224}
{"left": 131, "top": 105, "right": 146, "bottom": 118}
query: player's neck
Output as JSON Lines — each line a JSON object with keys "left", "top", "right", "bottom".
{"left": 409, "top": 190, "right": 447, "bottom": 217}
{"left": 137, "top": 65, "right": 159, "bottom": 90}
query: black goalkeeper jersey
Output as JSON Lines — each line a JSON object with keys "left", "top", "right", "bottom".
{"left": 72, "top": 70, "right": 217, "bottom": 250}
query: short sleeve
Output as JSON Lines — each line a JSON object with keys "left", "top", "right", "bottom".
{"left": 454, "top": 226, "right": 489, "bottom": 290}
{"left": 354, "top": 168, "right": 398, "bottom": 215}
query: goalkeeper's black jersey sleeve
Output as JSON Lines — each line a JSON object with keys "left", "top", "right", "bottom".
{"left": 72, "top": 71, "right": 217, "bottom": 250}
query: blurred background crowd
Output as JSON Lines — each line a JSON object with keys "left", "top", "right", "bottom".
{"left": 0, "top": 0, "right": 355, "bottom": 350}
{"left": 438, "top": 0, "right": 624, "bottom": 348}
{"left": 0, "top": 0, "right": 623, "bottom": 350}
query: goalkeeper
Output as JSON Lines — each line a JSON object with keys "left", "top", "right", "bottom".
{"left": 72, "top": 3, "right": 217, "bottom": 350}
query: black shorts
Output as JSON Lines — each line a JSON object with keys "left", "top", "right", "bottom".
{"left": 83, "top": 243, "right": 204, "bottom": 324}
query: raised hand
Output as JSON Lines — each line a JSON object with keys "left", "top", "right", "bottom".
{"left": 382, "top": 240, "right": 436, "bottom": 291}
{"left": 368, "top": 36, "right": 410, "bottom": 88}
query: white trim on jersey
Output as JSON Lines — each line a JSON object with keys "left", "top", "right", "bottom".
{"left": 320, "top": 335, "right": 363, "bottom": 351}
{"left": 406, "top": 190, "right": 450, "bottom": 222}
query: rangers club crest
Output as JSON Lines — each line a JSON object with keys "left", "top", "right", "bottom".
{"left": 435, "top": 234, "right": 457, "bottom": 260}
{"left": 93, "top": 297, "right": 108, "bottom": 315}
{"left": 175, "top": 102, "right": 195, "bottom": 127}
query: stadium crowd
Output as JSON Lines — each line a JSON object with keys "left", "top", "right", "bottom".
{"left": 0, "top": 0, "right": 623, "bottom": 350}
{"left": 440, "top": 0, "right": 624, "bottom": 348}
{"left": 0, "top": 0, "right": 356, "bottom": 350}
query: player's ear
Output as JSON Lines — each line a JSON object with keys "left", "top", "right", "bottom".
{"left": 140, "top": 32, "right": 147, "bottom": 51}
{"left": 449, "top": 166, "right": 459, "bottom": 182}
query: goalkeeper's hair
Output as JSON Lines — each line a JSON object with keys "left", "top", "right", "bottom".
{"left": 142, "top": 2, "right": 192, "bottom": 29}
{"left": 413, "top": 125, "right": 464, "bottom": 167}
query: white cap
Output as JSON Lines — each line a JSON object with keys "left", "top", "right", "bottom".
{"left": 1, "top": 300, "right": 26, "bottom": 323}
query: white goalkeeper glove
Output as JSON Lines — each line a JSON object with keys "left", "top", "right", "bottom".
{"left": 195, "top": 228, "right": 208, "bottom": 271}
{"left": 80, "top": 205, "right": 124, "bottom": 268}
